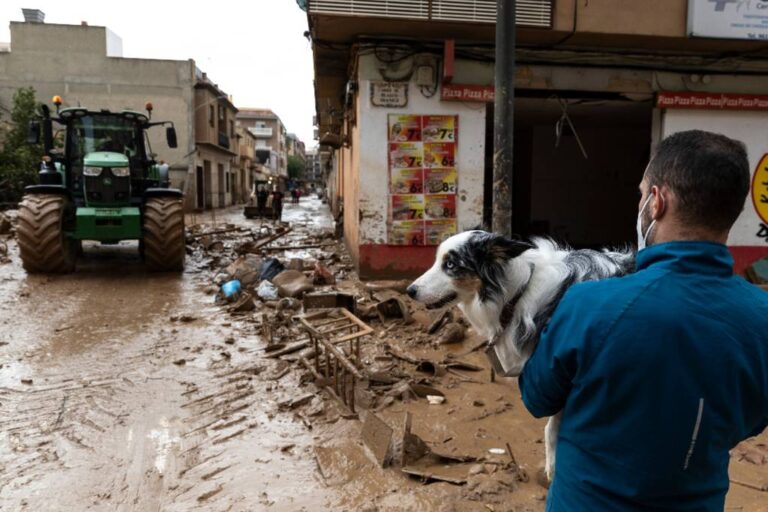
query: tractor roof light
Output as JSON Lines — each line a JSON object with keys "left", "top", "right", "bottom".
{"left": 52, "top": 95, "right": 62, "bottom": 106}
{"left": 145, "top": 101, "right": 153, "bottom": 119}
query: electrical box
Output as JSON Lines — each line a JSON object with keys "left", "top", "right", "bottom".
{"left": 415, "top": 65, "right": 435, "bottom": 87}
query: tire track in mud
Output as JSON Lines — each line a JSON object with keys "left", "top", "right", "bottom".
{"left": 0, "top": 350, "right": 137, "bottom": 501}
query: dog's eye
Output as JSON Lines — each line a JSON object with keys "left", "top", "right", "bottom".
{"left": 445, "top": 260, "right": 455, "bottom": 270}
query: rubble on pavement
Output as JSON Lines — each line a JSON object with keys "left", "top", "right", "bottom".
{"left": 184, "top": 209, "right": 535, "bottom": 503}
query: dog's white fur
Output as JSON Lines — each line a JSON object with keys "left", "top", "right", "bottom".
{"left": 410, "top": 231, "right": 633, "bottom": 480}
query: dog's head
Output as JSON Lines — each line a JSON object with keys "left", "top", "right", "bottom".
{"left": 406, "top": 230, "right": 532, "bottom": 309}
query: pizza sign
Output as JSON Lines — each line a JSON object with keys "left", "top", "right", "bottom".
{"left": 753, "top": 154, "right": 768, "bottom": 225}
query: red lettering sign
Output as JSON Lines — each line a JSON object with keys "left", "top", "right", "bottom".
{"left": 441, "top": 84, "right": 495, "bottom": 103}
{"left": 657, "top": 92, "right": 768, "bottom": 111}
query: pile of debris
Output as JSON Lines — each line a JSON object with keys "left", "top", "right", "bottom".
{"left": 186, "top": 215, "right": 532, "bottom": 494}
{"left": 0, "top": 210, "right": 15, "bottom": 264}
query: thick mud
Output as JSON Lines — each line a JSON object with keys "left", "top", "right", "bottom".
{"left": 0, "top": 199, "right": 766, "bottom": 511}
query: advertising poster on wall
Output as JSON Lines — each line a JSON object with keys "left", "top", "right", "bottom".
{"left": 426, "top": 219, "right": 459, "bottom": 246}
{"left": 424, "top": 168, "right": 457, "bottom": 194}
{"left": 390, "top": 220, "right": 426, "bottom": 246}
{"left": 389, "top": 114, "right": 422, "bottom": 142}
{"left": 390, "top": 168, "right": 424, "bottom": 195}
{"left": 387, "top": 114, "right": 459, "bottom": 245}
{"left": 391, "top": 194, "right": 425, "bottom": 221}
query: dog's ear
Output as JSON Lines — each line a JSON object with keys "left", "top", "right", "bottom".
{"left": 483, "top": 234, "right": 532, "bottom": 261}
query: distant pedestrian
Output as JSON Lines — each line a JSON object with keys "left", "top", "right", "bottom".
{"left": 296, "top": 188, "right": 302, "bottom": 203}
{"left": 290, "top": 189, "right": 297, "bottom": 204}
{"left": 256, "top": 185, "right": 268, "bottom": 216}
{"left": 272, "top": 188, "right": 284, "bottom": 221}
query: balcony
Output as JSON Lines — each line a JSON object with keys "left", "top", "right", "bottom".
{"left": 249, "top": 126, "right": 273, "bottom": 138}
{"left": 306, "top": 0, "right": 553, "bottom": 28}
{"left": 218, "top": 132, "right": 230, "bottom": 149}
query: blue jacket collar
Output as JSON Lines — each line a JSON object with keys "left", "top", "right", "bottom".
{"left": 636, "top": 241, "right": 733, "bottom": 276}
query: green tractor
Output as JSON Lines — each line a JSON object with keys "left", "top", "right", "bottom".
{"left": 19, "top": 97, "right": 185, "bottom": 273}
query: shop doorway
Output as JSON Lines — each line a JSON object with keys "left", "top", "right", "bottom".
{"left": 484, "top": 94, "right": 653, "bottom": 248}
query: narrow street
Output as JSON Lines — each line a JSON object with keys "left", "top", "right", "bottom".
{"left": 1, "top": 198, "right": 767, "bottom": 512}
{"left": 0, "top": 200, "right": 340, "bottom": 511}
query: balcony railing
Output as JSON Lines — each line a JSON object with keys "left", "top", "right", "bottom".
{"left": 307, "top": 0, "right": 553, "bottom": 28}
{"left": 218, "top": 132, "right": 230, "bottom": 149}
{"left": 249, "top": 126, "right": 273, "bottom": 138}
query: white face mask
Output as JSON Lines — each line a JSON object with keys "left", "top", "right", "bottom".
{"left": 636, "top": 194, "right": 656, "bottom": 250}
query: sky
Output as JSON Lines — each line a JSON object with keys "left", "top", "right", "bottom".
{"left": 0, "top": 1, "right": 317, "bottom": 146}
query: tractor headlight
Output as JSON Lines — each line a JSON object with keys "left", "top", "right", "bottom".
{"left": 110, "top": 167, "right": 130, "bottom": 177}
{"left": 83, "top": 166, "right": 102, "bottom": 177}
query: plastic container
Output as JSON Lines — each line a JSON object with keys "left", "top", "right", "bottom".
{"left": 221, "top": 279, "right": 242, "bottom": 300}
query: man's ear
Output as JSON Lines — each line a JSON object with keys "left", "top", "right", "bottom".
{"left": 651, "top": 185, "right": 668, "bottom": 220}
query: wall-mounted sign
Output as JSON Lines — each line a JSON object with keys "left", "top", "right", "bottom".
{"left": 387, "top": 114, "right": 459, "bottom": 246}
{"left": 752, "top": 154, "right": 768, "bottom": 225}
{"left": 657, "top": 91, "right": 768, "bottom": 111}
{"left": 371, "top": 81, "right": 408, "bottom": 108}
{"left": 441, "top": 84, "right": 495, "bottom": 103}
{"left": 688, "top": 0, "right": 768, "bottom": 40}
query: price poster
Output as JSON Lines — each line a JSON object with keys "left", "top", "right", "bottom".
{"left": 390, "top": 142, "right": 423, "bottom": 169}
{"left": 390, "top": 220, "right": 425, "bottom": 246}
{"left": 425, "top": 194, "right": 456, "bottom": 220}
{"left": 424, "top": 168, "right": 457, "bottom": 194}
{"left": 391, "top": 194, "right": 424, "bottom": 221}
{"left": 391, "top": 168, "right": 424, "bottom": 195}
{"left": 423, "top": 142, "right": 456, "bottom": 168}
{"left": 388, "top": 114, "right": 458, "bottom": 245}
{"left": 426, "top": 220, "right": 458, "bottom": 245}
{"left": 389, "top": 115, "right": 422, "bottom": 142}
{"left": 422, "top": 116, "right": 456, "bottom": 142}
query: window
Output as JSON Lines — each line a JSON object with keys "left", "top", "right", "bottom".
{"left": 230, "top": 120, "right": 234, "bottom": 138}
{"left": 209, "top": 105, "right": 214, "bottom": 127}
{"left": 218, "top": 105, "right": 225, "bottom": 122}
{"left": 226, "top": 172, "right": 230, "bottom": 193}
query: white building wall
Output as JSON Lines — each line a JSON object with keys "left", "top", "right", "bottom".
{"left": 356, "top": 54, "right": 486, "bottom": 245}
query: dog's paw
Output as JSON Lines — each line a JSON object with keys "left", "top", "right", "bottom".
{"left": 545, "top": 464, "right": 555, "bottom": 483}
{"left": 535, "top": 466, "right": 551, "bottom": 489}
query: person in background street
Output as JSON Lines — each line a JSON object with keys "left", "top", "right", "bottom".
{"left": 519, "top": 130, "right": 768, "bottom": 512}
{"left": 296, "top": 187, "right": 302, "bottom": 203}
{"left": 290, "top": 188, "right": 298, "bottom": 204}
{"left": 272, "top": 187, "right": 284, "bottom": 221}
{"left": 256, "top": 185, "right": 268, "bottom": 216}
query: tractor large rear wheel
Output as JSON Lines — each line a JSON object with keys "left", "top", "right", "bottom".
{"left": 143, "top": 196, "right": 185, "bottom": 272}
{"left": 17, "top": 194, "right": 76, "bottom": 273}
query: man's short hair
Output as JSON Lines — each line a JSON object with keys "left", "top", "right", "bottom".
{"left": 646, "top": 130, "right": 750, "bottom": 232}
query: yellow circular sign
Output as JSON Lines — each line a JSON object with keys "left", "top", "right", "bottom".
{"left": 752, "top": 154, "right": 768, "bottom": 224}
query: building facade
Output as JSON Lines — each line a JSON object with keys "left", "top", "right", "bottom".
{"left": 193, "top": 74, "right": 239, "bottom": 209}
{"left": 0, "top": 19, "right": 196, "bottom": 200}
{"left": 236, "top": 108, "right": 289, "bottom": 189}
{"left": 304, "top": 0, "right": 768, "bottom": 279}
{"left": 0, "top": 15, "right": 247, "bottom": 211}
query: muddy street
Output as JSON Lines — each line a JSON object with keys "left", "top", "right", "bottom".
{"left": 1, "top": 198, "right": 767, "bottom": 512}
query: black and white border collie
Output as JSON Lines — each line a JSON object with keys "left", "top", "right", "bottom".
{"left": 407, "top": 230, "right": 634, "bottom": 480}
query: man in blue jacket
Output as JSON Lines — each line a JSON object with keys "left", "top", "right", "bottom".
{"left": 519, "top": 130, "right": 768, "bottom": 511}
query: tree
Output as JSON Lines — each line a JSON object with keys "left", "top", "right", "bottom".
{"left": 287, "top": 155, "right": 305, "bottom": 180}
{"left": 0, "top": 87, "right": 42, "bottom": 203}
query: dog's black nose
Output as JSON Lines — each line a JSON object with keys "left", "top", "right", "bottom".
{"left": 406, "top": 284, "right": 418, "bottom": 299}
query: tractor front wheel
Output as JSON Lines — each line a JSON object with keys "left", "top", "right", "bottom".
{"left": 17, "top": 194, "right": 76, "bottom": 273}
{"left": 143, "top": 196, "right": 185, "bottom": 272}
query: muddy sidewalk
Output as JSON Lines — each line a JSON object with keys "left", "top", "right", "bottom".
{"left": 0, "top": 199, "right": 766, "bottom": 512}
